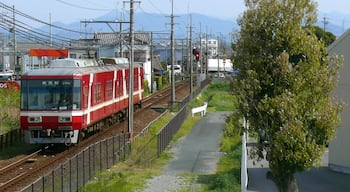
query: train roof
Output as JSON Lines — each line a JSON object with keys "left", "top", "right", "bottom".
{"left": 22, "top": 63, "right": 142, "bottom": 78}
{"left": 50, "top": 58, "right": 99, "bottom": 68}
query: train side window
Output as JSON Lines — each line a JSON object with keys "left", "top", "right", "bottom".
{"left": 134, "top": 68, "right": 138, "bottom": 91}
{"left": 125, "top": 70, "right": 129, "bottom": 92}
{"left": 119, "top": 71, "right": 124, "bottom": 96}
{"left": 93, "top": 83, "right": 102, "bottom": 104}
{"left": 106, "top": 80, "right": 113, "bottom": 100}
{"left": 140, "top": 68, "right": 144, "bottom": 89}
{"left": 83, "top": 86, "right": 88, "bottom": 108}
{"left": 72, "top": 79, "right": 81, "bottom": 109}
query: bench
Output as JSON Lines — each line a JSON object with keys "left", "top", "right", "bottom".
{"left": 191, "top": 102, "right": 208, "bottom": 117}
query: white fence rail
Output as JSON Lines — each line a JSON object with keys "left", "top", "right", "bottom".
{"left": 191, "top": 102, "right": 208, "bottom": 117}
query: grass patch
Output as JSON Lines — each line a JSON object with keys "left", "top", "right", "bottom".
{"left": 80, "top": 111, "right": 202, "bottom": 192}
{"left": 198, "top": 135, "right": 242, "bottom": 192}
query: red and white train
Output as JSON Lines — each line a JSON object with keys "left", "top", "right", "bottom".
{"left": 20, "top": 58, "right": 144, "bottom": 145}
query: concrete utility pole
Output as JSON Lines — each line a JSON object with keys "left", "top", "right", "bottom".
{"left": 129, "top": 0, "right": 134, "bottom": 140}
{"left": 12, "top": 5, "right": 16, "bottom": 71}
{"left": 170, "top": 0, "right": 176, "bottom": 109}
{"left": 199, "top": 23, "right": 203, "bottom": 74}
{"left": 187, "top": 15, "right": 193, "bottom": 99}
{"left": 322, "top": 16, "right": 328, "bottom": 41}
{"left": 123, "top": 0, "right": 139, "bottom": 141}
{"left": 205, "top": 26, "right": 208, "bottom": 75}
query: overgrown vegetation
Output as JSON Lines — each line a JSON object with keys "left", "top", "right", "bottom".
{"left": 79, "top": 81, "right": 241, "bottom": 192}
{"left": 143, "top": 79, "right": 150, "bottom": 96}
{"left": 0, "top": 87, "right": 20, "bottom": 134}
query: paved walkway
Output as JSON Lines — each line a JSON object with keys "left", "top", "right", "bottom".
{"left": 144, "top": 111, "right": 350, "bottom": 192}
{"left": 164, "top": 111, "right": 230, "bottom": 175}
{"left": 142, "top": 112, "right": 230, "bottom": 192}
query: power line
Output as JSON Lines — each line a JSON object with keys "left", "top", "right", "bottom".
{"left": 55, "top": 0, "right": 112, "bottom": 11}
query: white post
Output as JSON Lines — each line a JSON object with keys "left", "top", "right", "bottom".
{"left": 241, "top": 115, "right": 248, "bottom": 192}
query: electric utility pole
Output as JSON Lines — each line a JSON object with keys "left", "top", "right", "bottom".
{"left": 170, "top": 0, "right": 175, "bottom": 109}
{"left": 187, "top": 15, "right": 193, "bottom": 99}
{"left": 124, "top": 0, "right": 139, "bottom": 141}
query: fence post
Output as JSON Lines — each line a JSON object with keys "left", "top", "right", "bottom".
{"left": 99, "top": 142, "right": 102, "bottom": 171}
{"left": 52, "top": 169, "right": 55, "bottom": 192}
{"left": 0, "top": 135, "right": 3, "bottom": 150}
{"left": 5, "top": 133, "right": 9, "bottom": 148}
{"left": 69, "top": 159, "right": 72, "bottom": 192}
{"left": 76, "top": 155, "right": 79, "bottom": 191}
{"left": 113, "top": 136, "right": 116, "bottom": 164}
{"left": 106, "top": 140, "right": 109, "bottom": 169}
{"left": 241, "top": 116, "right": 248, "bottom": 192}
{"left": 61, "top": 165, "right": 64, "bottom": 192}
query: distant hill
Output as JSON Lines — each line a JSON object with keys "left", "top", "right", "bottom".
{"left": 71, "top": 11, "right": 238, "bottom": 40}
{"left": 46, "top": 10, "right": 349, "bottom": 40}
{"left": 3, "top": 10, "right": 349, "bottom": 44}
{"left": 316, "top": 11, "right": 350, "bottom": 37}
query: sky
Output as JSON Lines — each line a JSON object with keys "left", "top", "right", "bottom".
{"left": 1, "top": 0, "right": 350, "bottom": 25}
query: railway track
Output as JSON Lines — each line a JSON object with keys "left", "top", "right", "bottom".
{"left": 0, "top": 145, "right": 66, "bottom": 191}
{"left": 0, "top": 80, "right": 191, "bottom": 191}
{"left": 0, "top": 149, "right": 42, "bottom": 189}
{"left": 142, "top": 80, "right": 189, "bottom": 109}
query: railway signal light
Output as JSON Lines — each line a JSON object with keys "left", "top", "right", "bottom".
{"left": 195, "top": 52, "right": 200, "bottom": 61}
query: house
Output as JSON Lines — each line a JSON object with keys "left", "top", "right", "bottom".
{"left": 94, "top": 32, "right": 162, "bottom": 88}
{"left": 327, "top": 29, "right": 350, "bottom": 174}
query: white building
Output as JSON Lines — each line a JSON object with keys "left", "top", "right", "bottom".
{"left": 200, "top": 38, "right": 218, "bottom": 57}
{"left": 207, "top": 58, "right": 233, "bottom": 72}
{"left": 327, "top": 29, "right": 350, "bottom": 174}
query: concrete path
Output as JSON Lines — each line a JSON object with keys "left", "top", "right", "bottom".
{"left": 142, "top": 112, "right": 231, "bottom": 192}
{"left": 164, "top": 112, "right": 230, "bottom": 175}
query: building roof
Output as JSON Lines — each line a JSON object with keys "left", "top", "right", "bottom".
{"left": 94, "top": 32, "right": 151, "bottom": 46}
{"left": 328, "top": 28, "right": 350, "bottom": 53}
{"left": 151, "top": 55, "right": 163, "bottom": 70}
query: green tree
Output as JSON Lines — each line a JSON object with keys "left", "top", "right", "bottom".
{"left": 232, "top": 0, "right": 343, "bottom": 191}
{"left": 309, "top": 25, "right": 336, "bottom": 47}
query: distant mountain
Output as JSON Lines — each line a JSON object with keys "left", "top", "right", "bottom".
{"left": 316, "top": 11, "right": 350, "bottom": 37}
{"left": 87, "top": 11, "right": 238, "bottom": 39}
{"left": 48, "top": 10, "right": 348, "bottom": 40}
{"left": 6, "top": 10, "right": 349, "bottom": 44}
{"left": 36, "top": 11, "right": 238, "bottom": 41}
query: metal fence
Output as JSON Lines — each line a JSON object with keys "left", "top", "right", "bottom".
{"left": 157, "top": 77, "right": 211, "bottom": 156}
{"left": 0, "top": 129, "right": 24, "bottom": 150}
{"left": 157, "top": 105, "right": 188, "bottom": 156}
{"left": 21, "top": 133, "right": 130, "bottom": 192}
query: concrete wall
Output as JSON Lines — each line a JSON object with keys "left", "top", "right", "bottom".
{"left": 328, "top": 30, "right": 350, "bottom": 173}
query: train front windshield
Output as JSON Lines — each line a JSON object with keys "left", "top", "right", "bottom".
{"left": 21, "top": 79, "right": 81, "bottom": 110}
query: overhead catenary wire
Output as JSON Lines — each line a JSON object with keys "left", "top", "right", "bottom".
{"left": 0, "top": 14, "right": 72, "bottom": 42}
{"left": 0, "top": 1, "right": 98, "bottom": 48}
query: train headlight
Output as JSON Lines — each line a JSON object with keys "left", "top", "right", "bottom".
{"left": 28, "top": 116, "right": 42, "bottom": 123}
{"left": 58, "top": 116, "right": 72, "bottom": 123}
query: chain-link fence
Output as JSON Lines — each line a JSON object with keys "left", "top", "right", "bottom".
{"left": 0, "top": 129, "right": 24, "bottom": 150}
